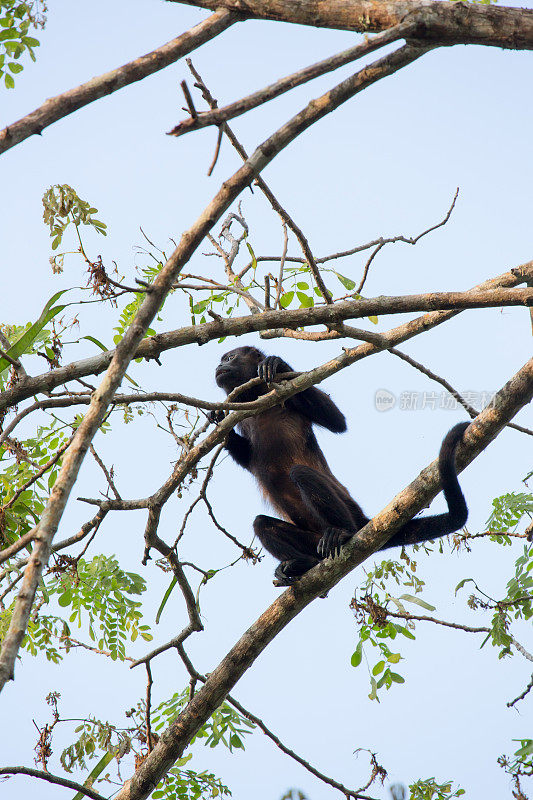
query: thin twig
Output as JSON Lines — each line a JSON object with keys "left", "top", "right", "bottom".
{"left": 388, "top": 347, "right": 533, "bottom": 437}
{"left": 507, "top": 673, "right": 533, "bottom": 708}
{"left": 146, "top": 663, "right": 154, "bottom": 751}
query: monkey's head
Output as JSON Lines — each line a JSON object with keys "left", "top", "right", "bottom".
{"left": 215, "top": 346, "right": 265, "bottom": 394}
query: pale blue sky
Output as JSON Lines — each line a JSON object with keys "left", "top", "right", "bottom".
{"left": 1, "top": 1, "right": 532, "bottom": 799}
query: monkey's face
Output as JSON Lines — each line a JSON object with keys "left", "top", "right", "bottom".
{"left": 215, "top": 346, "right": 263, "bottom": 393}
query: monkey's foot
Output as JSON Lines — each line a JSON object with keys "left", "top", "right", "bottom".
{"left": 273, "top": 557, "right": 318, "bottom": 586}
{"left": 317, "top": 528, "right": 352, "bottom": 559}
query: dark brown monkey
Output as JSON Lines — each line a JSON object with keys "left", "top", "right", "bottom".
{"left": 213, "top": 346, "right": 468, "bottom": 586}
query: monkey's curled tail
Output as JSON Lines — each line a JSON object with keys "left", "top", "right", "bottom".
{"left": 381, "top": 421, "right": 469, "bottom": 550}
{"left": 438, "top": 421, "right": 469, "bottom": 533}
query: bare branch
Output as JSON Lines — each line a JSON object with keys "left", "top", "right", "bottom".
{"left": 508, "top": 673, "right": 533, "bottom": 708}
{"left": 0, "top": 766, "right": 105, "bottom": 800}
{"left": 0, "top": 10, "right": 239, "bottom": 155}
{"left": 172, "top": 22, "right": 414, "bottom": 136}
{"left": 355, "top": 601, "right": 491, "bottom": 635}
{"left": 387, "top": 348, "right": 533, "bottom": 437}
{"left": 167, "top": 0, "right": 533, "bottom": 51}
{"left": 175, "top": 648, "right": 382, "bottom": 799}
{"left": 186, "top": 60, "right": 334, "bottom": 303}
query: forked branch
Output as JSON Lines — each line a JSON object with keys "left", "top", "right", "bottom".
{"left": 113, "top": 356, "right": 533, "bottom": 800}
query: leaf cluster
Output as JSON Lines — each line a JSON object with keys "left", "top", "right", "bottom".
{"left": 152, "top": 687, "right": 255, "bottom": 752}
{"left": 350, "top": 555, "right": 434, "bottom": 700}
{"left": 0, "top": 0, "right": 41, "bottom": 88}
{"left": 0, "top": 417, "right": 67, "bottom": 544}
{"left": 152, "top": 760, "right": 231, "bottom": 800}
{"left": 42, "top": 184, "right": 107, "bottom": 251}
{"left": 408, "top": 777, "right": 465, "bottom": 799}
{"left": 47, "top": 555, "right": 152, "bottom": 660}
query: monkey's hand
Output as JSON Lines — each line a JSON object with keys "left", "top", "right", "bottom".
{"left": 208, "top": 409, "right": 225, "bottom": 425}
{"left": 317, "top": 528, "right": 352, "bottom": 559}
{"left": 258, "top": 355, "right": 282, "bottom": 384}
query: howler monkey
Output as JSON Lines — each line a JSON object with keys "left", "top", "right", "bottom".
{"left": 213, "top": 346, "right": 468, "bottom": 586}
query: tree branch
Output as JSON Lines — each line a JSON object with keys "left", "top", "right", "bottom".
{"left": 171, "top": 22, "right": 414, "bottom": 136}
{"left": 167, "top": 0, "right": 533, "bottom": 51}
{"left": 0, "top": 766, "right": 105, "bottom": 800}
{"left": 0, "top": 9, "right": 239, "bottom": 155}
{"left": 113, "top": 355, "right": 533, "bottom": 800}
{"left": 1, "top": 265, "right": 532, "bottom": 412}
{"left": 1, "top": 35, "right": 426, "bottom": 691}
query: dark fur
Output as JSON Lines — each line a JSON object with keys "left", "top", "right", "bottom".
{"left": 214, "top": 346, "right": 468, "bottom": 585}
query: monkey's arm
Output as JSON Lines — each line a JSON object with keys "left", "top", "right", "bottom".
{"left": 209, "top": 410, "right": 252, "bottom": 469}
{"left": 258, "top": 355, "right": 347, "bottom": 433}
{"left": 224, "top": 429, "right": 252, "bottom": 469}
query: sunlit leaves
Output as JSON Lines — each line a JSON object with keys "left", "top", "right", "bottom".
{"left": 152, "top": 766, "right": 231, "bottom": 799}
{"left": 486, "top": 491, "right": 533, "bottom": 533}
{"left": 153, "top": 687, "right": 255, "bottom": 751}
{"left": 42, "top": 184, "right": 107, "bottom": 251}
{"left": 409, "top": 777, "right": 465, "bottom": 799}
{"left": 45, "top": 555, "right": 152, "bottom": 660}
{"left": 0, "top": 0, "right": 43, "bottom": 88}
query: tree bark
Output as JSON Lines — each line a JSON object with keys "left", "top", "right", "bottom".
{"left": 168, "top": 0, "right": 533, "bottom": 50}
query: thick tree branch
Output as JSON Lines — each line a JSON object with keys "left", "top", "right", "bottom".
{"left": 0, "top": 10, "right": 239, "bottom": 155}
{"left": 168, "top": 0, "right": 533, "bottom": 51}
{"left": 113, "top": 356, "right": 533, "bottom": 800}
{"left": 1, "top": 265, "right": 531, "bottom": 412}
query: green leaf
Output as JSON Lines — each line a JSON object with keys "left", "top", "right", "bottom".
{"left": 71, "top": 750, "right": 115, "bottom": 800}
{"left": 245, "top": 241, "right": 257, "bottom": 271}
{"left": 399, "top": 594, "right": 436, "bottom": 611}
{"left": 455, "top": 578, "right": 474, "bottom": 595}
{"left": 372, "top": 660, "right": 385, "bottom": 675}
{"left": 0, "top": 290, "right": 69, "bottom": 373}
{"left": 335, "top": 272, "right": 356, "bottom": 290}
{"left": 396, "top": 625, "right": 416, "bottom": 640}
{"left": 156, "top": 577, "right": 178, "bottom": 624}
{"left": 387, "top": 652, "right": 401, "bottom": 663}
{"left": 350, "top": 642, "right": 363, "bottom": 667}
{"left": 368, "top": 315, "right": 378, "bottom": 325}
{"left": 389, "top": 672, "right": 405, "bottom": 684}
{"left": 279, "top": 291, "right": 294, "bottom": 309}
{"left": 58, "top": 591, "right": 72, "bottom": 607}
{"left": 297, "top": 292, "right": 313, "bottom": 308}
{"left": 4, "top": 72, "right": 14, "bottom": 88}
{"left": 8, "top": 61, "right": 23, "bottom": 73}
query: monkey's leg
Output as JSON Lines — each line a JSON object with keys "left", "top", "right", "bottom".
{"left": 253, "top": 514, "right": 320, "bottom": 585}
{"left": 289, "top": 465, "right": 368, "bottom": 559}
